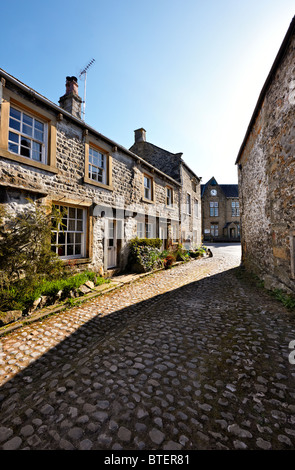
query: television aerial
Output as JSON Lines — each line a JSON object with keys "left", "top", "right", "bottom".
{"left": 79, "top": 58, "right": 95, "bottom": 121}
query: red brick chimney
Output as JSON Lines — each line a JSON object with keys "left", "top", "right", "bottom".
{"left": 59, "top": 76, "right": 82, "bottom": 119}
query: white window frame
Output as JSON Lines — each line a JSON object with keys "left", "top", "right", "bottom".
{"left": 166, "top": 186, "right": 173, "bottom": 207}
{"left": 88, "top": 146, "right": 106, "bottom": 184}
{"left": 172, "top": 223, "right": 179, "bottom": 243}
{"left": 51, "top": 205, "right": 86, "bottom": 259}
{"left": 144, "top": 175, "right": 152, "bottom": 200}
{"left": 231, "top": 201, "right": 240, "bottom": 217}
{"left": 210, "top": 224, "right": 218, "bottom": 237}
{"left": 194, "top": 199, "right": 199, "bottom": 218}
{"left": 8, "top": 105, "right": 47, "bottom": 164}
{"left": 186, "top": 193, "right": 191, "bottom": 215}
{"left": 145, "top": 222, "right": 153, "bottom": 239}
{"left": 210, "top": 201, "right": 218, "bottom": 217}
{"left": 137, "top": 222, "right": 144, "bottom": 238}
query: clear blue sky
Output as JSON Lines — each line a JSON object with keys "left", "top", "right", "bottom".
{"left": 1, "top": 0, "right": 294, "bottom": 184}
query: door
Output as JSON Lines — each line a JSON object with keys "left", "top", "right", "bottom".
{"left": 107, "top": 220, "right": 117, "bottom": 268}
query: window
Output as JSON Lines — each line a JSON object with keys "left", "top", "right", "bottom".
{"left": 172, "top": 223, "right": 179, "bottom": 243}
{"left": 144, "top": 175, "right": 152, "bottom": 200}
{"left": 137, "top": 222, "right": 144, "bottom": 238}
{"left": 145, "top": 223, "right": 153, "bottom": 238}
{"left": 51, "top": 205, "right": 86, "bottom": 259}
{"left": 211, "top": 224, "right": 218, "bottom": 237}
{"left": 84, "top": 138, "right": 112, "bottom": 189}
{"left": 88, "top": 146, "right": 106, "bottom": 184}
{"left": 137, "top": 220, "right": 155, "bottom": 238}
{"left": 210, "top": 202, "right": 218, "bottom": 217}
{"left": 194, "top": 199, "right": 199, "bottom": 218}
{"left": 8, "top": 106, "right": 47, "bottom": 163}
{"left": 231, "top": 201, "right": 240, "bottom": 217}
{"left": 166, "top": 187, "right": 173, "bottom": 206}
{"left": 186, "top": 193, "right": 191, "bottom": 215}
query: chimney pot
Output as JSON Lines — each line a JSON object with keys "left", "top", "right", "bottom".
{"left": 65, "top": 76, "right": 79, "bottom": 95}
{"left": 134, "top": 128, "right": 146, "bottom": 143}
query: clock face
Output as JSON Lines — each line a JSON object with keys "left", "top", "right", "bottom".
{"left": 211, "top": 189, "right": 217, "bottom": 196}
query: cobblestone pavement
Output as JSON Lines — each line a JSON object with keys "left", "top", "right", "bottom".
{"left": 1, "top": 244, "right": 295, "bottom": 451}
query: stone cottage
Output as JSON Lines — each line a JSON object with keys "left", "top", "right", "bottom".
{"left": 236, "top": 16, "right": 295, "bottom": 293}
{"left": 129, "top": 128, "right": 202, "bottom": 249}
{"left": 0, "top": 70, "right": 182, "bottom": 274}
{"left": 201, "top": 177, "right": 240, "bottom": 242}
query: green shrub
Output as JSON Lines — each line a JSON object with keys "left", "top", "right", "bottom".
{"left": 127, "top": 239, "right": 163, "bottom": 273}
{"left": 129, "top": 238, "right": 163, "bottom": 249}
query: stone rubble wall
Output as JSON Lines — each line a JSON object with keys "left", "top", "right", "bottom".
{"left": 238, "top": 34, "right": 295, "bottom": 293}
{"left": 0, "top": 81, "right": 182, "bottom": 274}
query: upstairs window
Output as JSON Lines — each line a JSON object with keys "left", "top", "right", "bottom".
{"left": 231, "top": 201, "right": 240, "bottom": 217}
{"left": 210, "top": 201, "right": 218, "bottom": 217}
{"left": 88, "top": 146, "right": 106, "bottom": 184}
{"left": 194, "top": 199, "right": 199, "bottom": 218}
{"left": 144, "top": 175, "right": 152, "bottom": 200}
{"left": 186, "top": 193, "right": 191, "bottom": 215}
{"left": 166, "top": 187, "right": 173, "bottom": 207}
{"left": 8, "top": 106, "right": 47, "bottom": 163}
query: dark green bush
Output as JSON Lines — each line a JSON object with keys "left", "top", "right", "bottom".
{"left": 129, "top": 238, "right": 163, "bottom": 249}
{"left": 127, "top": 238, "right": 163, "bottom": 273}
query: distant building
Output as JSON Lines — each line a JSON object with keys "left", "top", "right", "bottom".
{"left": 201, "top": 177, "right": 240, "bottom": 242}
{"left": 236, "top": 16, "right": 295, "bottom": 293}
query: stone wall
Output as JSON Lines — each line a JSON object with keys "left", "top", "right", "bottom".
{"left": 180, "top": 165, "right": 202, "bottom": 248}
{"left": 238, "top": 33, "right": 295, "bottom": 293}
{"left": 0, "top": 76, "right": 181, "bottom": 274}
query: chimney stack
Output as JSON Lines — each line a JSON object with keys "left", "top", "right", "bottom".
{"left": 134, "top": 128, "right": 146, "bottom": 143}
{"left": 59, "top": 76, "right": 82, "bottom": 119}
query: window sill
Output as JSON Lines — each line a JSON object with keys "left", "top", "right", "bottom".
{"left": 84, "top": 176, "right": 113, "bottom": 191}
{"left": 142, "top": 197, "right": 155, "bottom": 204}
{"left": 1, "top": 148, "right": 58, "bottom": 174}
{"left": 61, "top": 257, "right": 91, "bottom": 265}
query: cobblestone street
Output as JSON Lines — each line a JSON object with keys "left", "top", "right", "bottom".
{"left": 1, "top": 244, "right": 295, "bottom": 451}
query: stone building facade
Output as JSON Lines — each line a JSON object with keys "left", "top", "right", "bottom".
{"left": 130, "top": 129, "right": 202, "bottom": 249}
{"left": 236, "top": 16, "right": 295, "bottom": 293}
{"left": 201, "top": 177, "right": 240, "bottom": 242}
{"left": 0, "top": 69, "right": 200, "bottom": 275}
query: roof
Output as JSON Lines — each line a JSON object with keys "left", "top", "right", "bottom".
{"left": 201, "top": 177, "right": 238, "bottom": 198}
{"left": 129, "top": 140, "right": 201, "bottom": 183}
{"left": 0, "top": 68, "right": 181, "bottom": 187}
{"left": 235, "top": 15, "right": 295, "bottom": 164}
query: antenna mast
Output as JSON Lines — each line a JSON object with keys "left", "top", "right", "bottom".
{"left": 79, "top": 58, "right": 95, "bottom": 121}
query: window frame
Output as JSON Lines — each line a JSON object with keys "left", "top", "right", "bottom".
{"left": 194, "top": 199, "right": 199, "bottom": 218}
{"left": 0, "top": 92, "right": 57, "bottom": 173}
{"left": 8, "top": 105, "right": 48, "bottom": 164}
{"left": 137, "top": 221, "right": 144, "bottom": 238}
{"left": 210, "top": 201, "right": 219, "bottom": 217}
{"left": 51, "top": 203, "right": 87, "bottom": 260}
{"left": 210, "top": 224, "right": 219, "bottom": 237}
{"left": 231, "top": 200, "right": 240, "bottom": 217}
{"left": 88, "top": 146, "right": 106, "bottom": 185}
{"left": 172, "top": 222, "right": 179, "bottom": 243}
{"left": 142, "top": 172, "right": 155, "bottom": 203}
{"left": 144, "top": 175, "right": 152, "bottom": 200}
{"left": 186, "top": 193, "right": 191, "bottom": 215}
{"left": 166, "top": 186, "right": 173, "bottom": 207}
{"left": 84, "top": 137, "right": 113, "bottom": 190}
